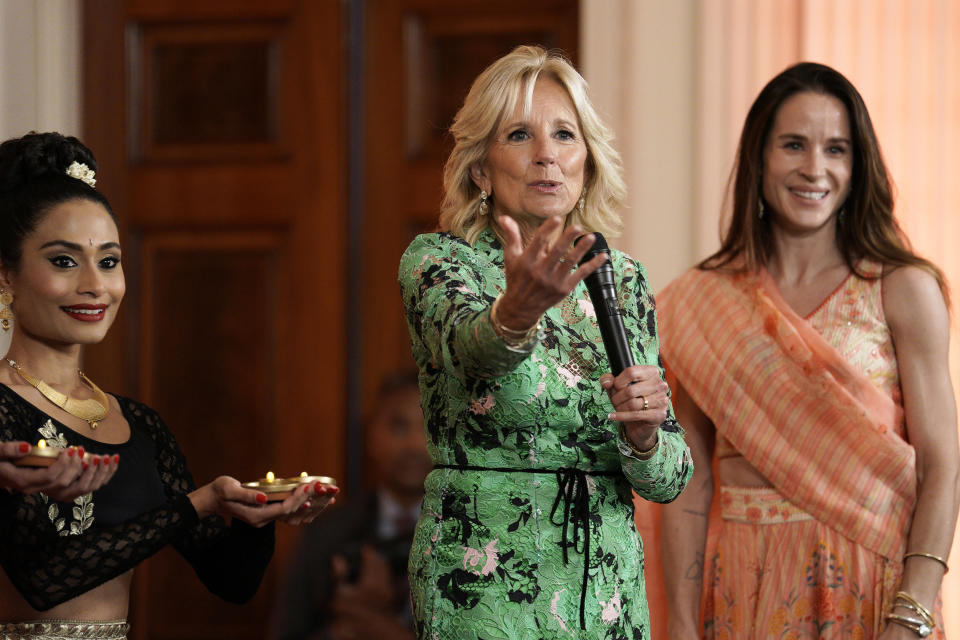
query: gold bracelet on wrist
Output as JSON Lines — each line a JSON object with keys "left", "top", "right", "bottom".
{"left": 490, "top": 294, "right": 542, "bottom": 348}
{"left": 894, "top": 591, "right": 935, "bottom": 627}
{"left": 618, "top": 423, "right": 659, "bottom": 459}
{"left": 885, "top": 612, "right": 933, "bottom": 637}
{"left": 903, "top": 551, "right": 950, "bottom": 573}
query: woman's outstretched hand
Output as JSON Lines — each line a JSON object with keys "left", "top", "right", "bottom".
{"left": 495, "top": 215, "right": 609, "bottom": 331}
{"left": 189, "top": 476, "right": 338, "bottom": 527}
{"left": 601, "top": 365, "right": 669, "bottom": 451}
{"left": 0, "top": 441, "right": 118, "bottom": 501}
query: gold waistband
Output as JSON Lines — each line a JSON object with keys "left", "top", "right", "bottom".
{"left": 0, "top": 620, "right": 128, "bottom": 640}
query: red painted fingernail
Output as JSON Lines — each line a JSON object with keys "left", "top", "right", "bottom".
{"left": 82, "top": 462, "right": 89, "bottom": 471}
{"left": 77, "top": 447, "right": 85, "bottom": 457}
{"left": 314, "top": 482, "right": 325, "bottom": 494}
{"left": 67, "top": 448, "right": 75, "bottom": 458}
{"left": 302, "top": 501, "right": 312, "bottom": 510}
{"left": 256, "top": 493, "right": 268, "bottom": 504}
{"left": 329, "top": 486, "right": 339, "bottom": 495}
{"left": 113, "top": 454, "right": 120, "bottom": 464}
{"left": 93, "top": 457, "right": 100, "bottom": 466}
{"left": 103, "top": 456, "right": 111, "bottom": 467}
{"left": 18, "top": 442, "right": 30, "bottom": 453}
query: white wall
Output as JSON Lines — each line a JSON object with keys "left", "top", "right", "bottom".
{"left": 580, "top": 0, "right": 698, "bottom": 292}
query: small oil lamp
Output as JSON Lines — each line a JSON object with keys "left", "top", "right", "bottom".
{"left": 13, "top": 439, "right": 62, "bottom": 468}
{"left": 288, "top": 471, "right": 338, "bottom": 488}
{"left": 242, "top": 470, "right": 299, "bottom": 502}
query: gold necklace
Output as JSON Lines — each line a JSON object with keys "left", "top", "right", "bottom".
{"left": 5, "top": 358, "right": 109, "bottom": 429}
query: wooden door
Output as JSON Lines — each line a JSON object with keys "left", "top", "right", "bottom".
{"left": 81, "top": 0, "right": 578, "bottom": 637}
{"left": 82, "top": 1, "right": 345, "bottom": 638}
{"left": 360, "top": 0, "right": 580, "bottom": 408}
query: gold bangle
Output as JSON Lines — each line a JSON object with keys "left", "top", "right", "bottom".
{"left": 490, "top": 294, "right": 541, "bottom": 348}
{"left": 894, "top": 591, "right": 935, "bottom": 627}
{"left": 903, "top": 551, "right": 949, "bottom": 573}
{"left": 618, "top": 423, "right": 659, "bottom": 459}
{"left": 885, "top": 612, "right": 934, "bottom": 637}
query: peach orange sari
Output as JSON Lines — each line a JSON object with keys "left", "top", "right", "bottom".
{"left": 648, "top": 263, "right": 944, "bottom": 639}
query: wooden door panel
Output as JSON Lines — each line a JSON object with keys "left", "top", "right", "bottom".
{"left": 129, "top": 166, "right": 296, "bottom": 227}
{"left": 128, "top": 20, "right": 289, "bottom": 162}
{"left": 84, "top": 1, "right": 344, "bottom": 639}
{"left": 82, "top": 0, "right": 576, "bottom": 637}
{"left": 138, "top": 231, "right": 283, "bottom": 485}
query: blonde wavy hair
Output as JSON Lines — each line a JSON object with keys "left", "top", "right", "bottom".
{"left": 439, "top": 45, "right": 627, "bottom": 245}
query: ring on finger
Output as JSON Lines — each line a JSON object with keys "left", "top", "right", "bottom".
{"left": 641, "top": 395, "right": 649, "bottom": 411}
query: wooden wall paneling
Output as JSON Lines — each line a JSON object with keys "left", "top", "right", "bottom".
{"left": 128, "top": 20, "right": 288, "bottom": 162}
{"left": 362, "top": 0, "right": 579, "bottom": 411}
{"left": 129, "top": 164, "right": 297, "bottom": 227}
{"left": 82, "top": 0, "right": 131, "bottom": 395}
{"left": 84, "top": 1, "right": 345, "bottom": 638}
{"left": 136, "top": 231, "right": 284, "bottom": 640}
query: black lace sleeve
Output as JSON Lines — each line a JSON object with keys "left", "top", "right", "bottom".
{"left": 119, "top": 398, "right": 275, "bottom": 604}
{"left": 0, "top": 390, "right": 272, "bottom": 610}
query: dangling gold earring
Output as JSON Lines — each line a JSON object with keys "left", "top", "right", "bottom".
{"left": 577, "top": 190, "right": 586, "bottom": 213}
{"left": 757, "top": 198, "right": 765, "bottom": 219}
{"left": 0, "top": 288, "right": 13, "bottom": 332}
{"left": 478, "top": 190, "right": 489, "bottom": 216}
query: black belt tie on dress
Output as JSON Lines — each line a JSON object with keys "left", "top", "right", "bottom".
{"left": 434, "top": 463, "right": 620, "bottom": 630}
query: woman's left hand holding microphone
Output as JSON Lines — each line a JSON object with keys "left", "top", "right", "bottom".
{"left": 601, "top": 367, "right": 668, "bottom": 452}
{"left": 494, "top": 215, "right": 608, "bottom": 332}
{"left": 189, "top": 476, "right": 338, "bottom": 528}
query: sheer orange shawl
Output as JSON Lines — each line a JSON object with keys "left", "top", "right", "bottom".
{"left": 655, "top": 267, "right": 915, "bottom": 560}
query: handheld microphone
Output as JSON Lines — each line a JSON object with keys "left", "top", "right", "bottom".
{"left": 578, "top": 233, "right": 634, "bottom": 375}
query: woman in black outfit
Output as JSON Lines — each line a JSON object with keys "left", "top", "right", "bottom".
{"left": 0, "top": 132, "right": 337, "bottom": 639}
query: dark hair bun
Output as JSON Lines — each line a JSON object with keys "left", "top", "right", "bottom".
{"left": 0, "top": 131, "right": 112, "bottom": 269}
{"left": 0, "top": 131, "right": 97, "bottom": 193}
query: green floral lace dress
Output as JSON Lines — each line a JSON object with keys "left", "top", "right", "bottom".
{"left": 398, "top": 230, "right": 693, "bottom": 640}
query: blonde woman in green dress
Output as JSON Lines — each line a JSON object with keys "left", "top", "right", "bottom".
{"left": 398, "top": 46, "right": 693, "bottom": 640}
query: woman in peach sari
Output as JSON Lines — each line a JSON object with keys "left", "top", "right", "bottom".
{"left": 658, "top": 63, "right": 959, "bottom": 639}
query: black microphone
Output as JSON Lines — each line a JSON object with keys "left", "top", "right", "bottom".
{"left": 578, "top": 233, "right": 634, "bottom": 375}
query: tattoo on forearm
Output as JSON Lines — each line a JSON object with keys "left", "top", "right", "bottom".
{"left": 684, "top": 552, "right": 704, "bottom": 583}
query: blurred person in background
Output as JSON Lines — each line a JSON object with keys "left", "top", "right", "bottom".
{"left": 270, "top": 372, "right": 430, "bottom": 640}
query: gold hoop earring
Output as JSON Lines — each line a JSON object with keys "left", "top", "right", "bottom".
{"left": 0, "top": 288, "right": 13, "bottom": 332}
{"left": 478, "top": 190, "right": 489, "bottom": 216}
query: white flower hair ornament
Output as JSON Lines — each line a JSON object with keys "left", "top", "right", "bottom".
{"left": 65, "top": 161, "right": 96, "bottom": 188}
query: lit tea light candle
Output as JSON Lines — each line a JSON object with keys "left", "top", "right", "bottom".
{"left": 242, "top": 471, "right": 299, "bottom": 501}
{"left": 288, "top": 472, "right": 338, "bottom": 488}
{"left": 13, "top": 439, "right": 62, "bottom": 468}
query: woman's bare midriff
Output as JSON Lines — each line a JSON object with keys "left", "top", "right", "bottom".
{"left": 0, "top": 568, "right": 132, "bottom": 621}
{"left": 718, "top": 453, "right": 774, "bottom": 488}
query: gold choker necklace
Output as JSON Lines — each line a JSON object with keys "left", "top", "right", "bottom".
{"left": 5, "top": 358, "right": 109, "bottom": 429}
